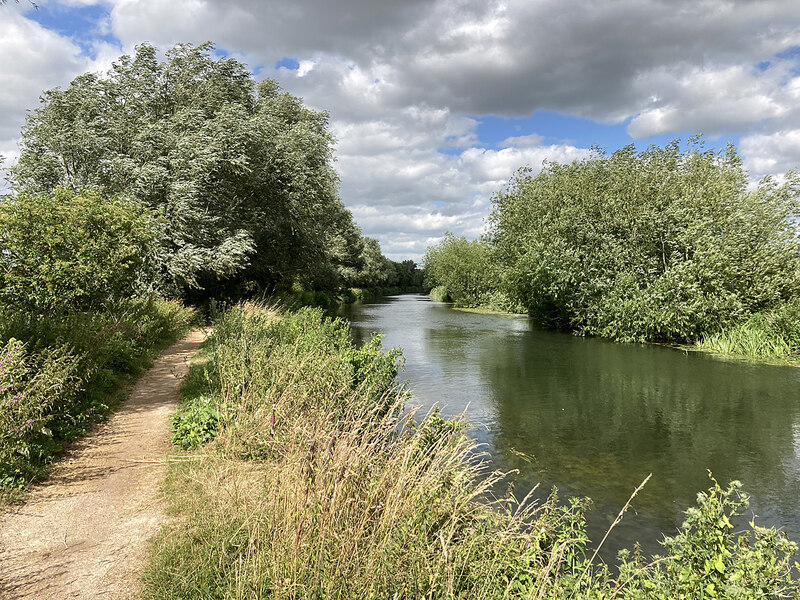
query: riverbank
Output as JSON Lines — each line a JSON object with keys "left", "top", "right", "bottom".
{"left": 143, "top": 303, "right": 798, "bottom": 598}
{"left": 434, "top": 295, "right": 800, "bottom": 367}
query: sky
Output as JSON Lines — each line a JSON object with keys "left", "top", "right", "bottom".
{"left": 1, "top": 0, "right": 800, "bottom": 261}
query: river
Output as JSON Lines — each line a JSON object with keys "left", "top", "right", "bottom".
{"left": 339, "top": 293, "right": 800, "bottom": 561}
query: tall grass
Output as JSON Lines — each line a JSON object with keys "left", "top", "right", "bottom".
{"left": 145, "top": 304, "right": 799, "bottom": 599}
{"left": 0, "top": 297, "right": 196, "bottom": 498}
{"left": 697, "top": 302, "right": 800, "bottom": 361}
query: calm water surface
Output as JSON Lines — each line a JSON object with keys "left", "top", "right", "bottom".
{"left": 339, "top": 294, "right": 800, "bottom": 559}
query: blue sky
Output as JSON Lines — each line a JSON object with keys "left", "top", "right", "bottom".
{"left": 2, "top": 0, "right": 800, "bottom": 260}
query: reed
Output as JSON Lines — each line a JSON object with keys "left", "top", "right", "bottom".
{"left": 697, "top": 308, "right": 800, "bottom": 361}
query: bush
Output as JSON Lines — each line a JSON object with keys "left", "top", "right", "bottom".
{"left": 423, "top": 233, "right": 500, "bottom": 308}
{"left": 490, "top": 139, "right": 800, "bottom": 343}
{"left": 428, "top": 285, "right": 451, "bottom": 302}
{"left": 0, "top": 187, "right": 160, "bottom": 314}
{"left": 0, "top": 298, "right": 196, "bottom": 495}
{"left": 0, "top": 339, "right": 82, "bottom": 487}
{"left": 619, "top": 476, "right": 798, "bottom": 598}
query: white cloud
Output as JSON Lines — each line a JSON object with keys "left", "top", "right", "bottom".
{"left": 740, "top": 129, "right": 800, "bottom": 180}
{"left": 6, "top": 0, "right": 800, "bottom": 258}
{"left": 627, "top": 63, "right": 800, "bottom": 138}
{"left": 0, "top": 7, "right": 119, "bottom": 171}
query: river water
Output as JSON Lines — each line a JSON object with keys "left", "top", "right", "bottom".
{"left": 339, "top": 293, "right": 800, "bottom": 560}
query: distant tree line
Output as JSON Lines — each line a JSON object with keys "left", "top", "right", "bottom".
{"left": 424, "top": 139, "right": 800, "bottom": 353}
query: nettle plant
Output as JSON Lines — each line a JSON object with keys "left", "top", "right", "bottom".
{"left": 0, "top": 339, "right": 81, "bottom": 487}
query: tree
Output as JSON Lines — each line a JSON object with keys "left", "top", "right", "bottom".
{"left": 490, "top": 139, "right": 800, "bottom": 342}
{"left": 341, "top": 237, "right": 397, "bottom": 289}
{"left": 423, "top": 233, "right": 498, "bottom": 307}
{"left": 11, "top": 43, "right": 357, "bottom": 293}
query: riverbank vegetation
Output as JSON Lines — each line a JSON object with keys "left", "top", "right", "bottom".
{"left": 146, "top": 304, "right": 798, "bottom": 598}
{"left": 1, "top": 43, "right": 408, "bottom": 497}
{"left": 0, "top": 188, "right": 195, "bottom": 499}
{"left": 424, "top": 140, "right": 800, "bottom": 362}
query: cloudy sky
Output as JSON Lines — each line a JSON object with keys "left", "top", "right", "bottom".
{"left": 2, "top": 0, "right": 800, "bottom": 260}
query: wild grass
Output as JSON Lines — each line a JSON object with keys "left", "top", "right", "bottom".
{"left": 697, "top": 302, "right": 800, "bottom": 362}
{"left": 145, "top": 303, "right": 799, "bottom": 599}
{"left": 0, "top": 297, "right": 196, "bottom": 499}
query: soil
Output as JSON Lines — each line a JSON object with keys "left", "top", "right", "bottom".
{"left": 0, "top": 329, "right": 207, "bottom": 600}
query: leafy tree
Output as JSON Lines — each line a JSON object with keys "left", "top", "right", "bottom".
{"left": 391, "top": 259, "right": 423, "bottom": 289}
{"left": 490, "top": 139, "right": 800, "bottom": 342}
{"left": 10, "top": 43, "right": 358, "bottom": 293}
{"left": 0, "top": 187, "right": 158, "bottom": 313}
{"left": 423, "top": 233, "right": 499, "bottom": 307}
{"left": 341, "top": 237, "right": 397, "bottom": 289}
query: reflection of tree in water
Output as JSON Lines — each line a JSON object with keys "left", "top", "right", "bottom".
{"left": 344, "top": 297, "right": 800, "bottom": 559}
{"left": 475, "top": 328, "right": 800, "bottom": 555}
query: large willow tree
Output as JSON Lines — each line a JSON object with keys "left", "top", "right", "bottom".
{"left": 10, "top": 43, "right": 362, "bottom": 292}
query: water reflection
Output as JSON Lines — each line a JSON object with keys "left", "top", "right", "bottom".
{"left": 340, "top": 294, "right": 800, "bottom": 558}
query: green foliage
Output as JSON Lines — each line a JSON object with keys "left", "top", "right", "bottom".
{"left": 618, "top": 475, "right": 798, "bottom": 599}
{"left": 0, "top": 339, "right": 81, "bottom": 489}
{"left": 11, "top": 42, "right": 360, "bottom": 293}
{"left": 429, "top": 284, "right": 451, "bottom": 302}
{"left": 0, "top": 298, "right": 195, "bottom": 495}
{"left": 423, "top": 233, "right": 500, "bottom": 308}
{"left": 0, "top": 188, "right": 158, "bottom": 313}
{"left": 698, "top": 299, "right": 800, "bottom": 360}
{"left": 392, "top": 258, "right": 424, "bottom": 290}
{"left": 146, "top": 305, "right": 799, "bottom": 598}
{"left": 490, "top": 139, "right": 800, "bottom": 343}
{"left": 171, "top": 397, "right": 219, "bottom": 450}
{"left": 340, "top": 236, "right": 399, "bottom": 289}
{"left": 166, "top": 304, "right": 402, "bottom": 454}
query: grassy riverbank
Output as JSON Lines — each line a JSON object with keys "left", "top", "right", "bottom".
{"left": 145, "top": 303, "right": 798, "bottom": 599}
{"left": 0, "top": 298, "right": 196, "bottom": 501}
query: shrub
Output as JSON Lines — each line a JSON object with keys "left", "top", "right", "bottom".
{"left": 0, "top": 339, "right": 82, "bottom": 487}
{"left": 619, "top": 476, "right": 798, "bottom": 598}
{"left": 423, "top": 233, "right": 500, "bottom": 308}
{"left": 0, "top": 187, "right": 160, "bottom": 314}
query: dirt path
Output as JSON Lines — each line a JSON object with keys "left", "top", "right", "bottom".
{"left": 0, "top": 329, "right": 207, "bottom": 600}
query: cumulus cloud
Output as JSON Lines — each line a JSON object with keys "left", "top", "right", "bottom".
{"left": 740, "top": 129, "right": 800, "bottom": 180}
{"left": 0, "top": 4, "right": 120, "bottom": 177}
{"left": 627, "top": 62, "right": 800, "bottom": 138}
{"left": 100, "top": 0, "right": 800, "bottom": 121}
{"left": 5, "top": 0, "right": 800, "bottom": 257}
{"left": 0, "top": 9, "right": 82, "bottom": 142}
